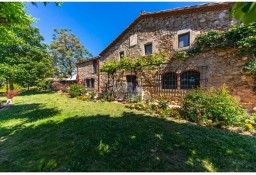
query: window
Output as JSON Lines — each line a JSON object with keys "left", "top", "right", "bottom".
{"left": 91, "top": 78, "right": 95, "bottom": 88}
{"left": 144, "top": 43, "right": 152, "bottom": 55}
{"left": 85, "top": 78, "right": 95, "bottom": 88}
{"left": 119, "top": 51, "right": 124, "bottom": 60}
{"left": 85, "top": 79, "right": 90, "bottom": 87}
{"left": 93, "top": 60, "right": 97, "bottom": 74}
{"left": 162, "top": 72, "right": 177, "bottom": 89}
{"left": 180, "top": 71, "right": 200, "bottom": 89}
{"left": 85, "top": 79, "right": 90, "bottom": 88}
{"left": 178, "top": 32, "right": 190, "bottom": 48}
{"left": 126, "top": 75, "right": 137, "bottom": 92}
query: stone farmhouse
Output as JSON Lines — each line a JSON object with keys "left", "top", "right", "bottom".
{"left": 76, "top": 2, "right": 256, "bottom": 111}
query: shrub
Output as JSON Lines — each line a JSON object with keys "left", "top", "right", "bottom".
{"left": 99, "top": 91, "right": 114, "bottom": 101}
{"left": 28, "top": 87, "right": 39, "bottom": 91}
{"left": 158, "top": 100, "right": 169, "bottom": 110}
{"left": 126, "top": 93, "right": 142, "bottom": 103}
{"left": 62, "top": 86, "right": 70, "bottom": 93}
{"left": 159, "top": 108, "right": 173, "bottom": 117}
{"left": 180, "top": 86, "right": 245, "bottom": 126}
{"left": 37, "top": 80, "right": 51, "bottom": 90}
{"left": 89, "top": 91, "right": 97, "bottom": 99}
{"left": 69, "top": 84, "right": 87, "bottom": 98}
{"left": 238, "top": 112, "right": 256, "bottom": 126}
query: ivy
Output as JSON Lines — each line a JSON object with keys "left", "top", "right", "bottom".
{"left": 173, "top": 22, "right": 256, "bottom": 76}
{"left": 243, "top": 59, "right": 256, "bottom": 75}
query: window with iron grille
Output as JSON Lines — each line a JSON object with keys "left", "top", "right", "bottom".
{"left": 162, "top": 72, "right": 177, "bottom": 89}
{"left": 144, "top": 43, "right": 152, "bottom": 55}
{"left": 85, "top": 79, "right": 90, "bottom": 88}
{"left": 91, "top": 78, "right": 95, "bottom": 88}
{"left": 178, "top": 32, "right": 190, "bottom": 48}
{"left": 180, "top": 70, "right": 200, "bottom": 89}
{"left": 93, "top": 60, "right": 97, "bottom": 74}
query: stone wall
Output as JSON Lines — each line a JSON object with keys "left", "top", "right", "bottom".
{"left": 79, "top": 4, "right": 256, "bottom": 110}
{"left": 77, "top": 60, "right": 98, "bottom": 92}
{"left": 99, "top": 9, "right": 235, "bottom": 92}
{"left": 158, "top": 49, "right": 256, "bottom": 111}
{"left": 100, "top": 9, "right": 233, "bottom": 62}
{"left": 97, "top": 7, "right": 256, "bottom": 111}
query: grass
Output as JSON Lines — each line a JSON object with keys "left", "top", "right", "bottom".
{"left": 0, "top": 91, "right": 255, "bottom": 172}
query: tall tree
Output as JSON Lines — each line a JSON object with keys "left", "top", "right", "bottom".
{"left": 50, "top": 28, "right": 92, "bottom": 78}
{"left": 0, "top": 24, "right": 53, "bottom": 90}
{"left": 0, "top": 2, "right": 57, "bottom": 90}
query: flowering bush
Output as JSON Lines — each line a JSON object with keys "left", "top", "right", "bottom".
{"left": 180, "top": 86, "right": 245, "bottom": 126}
{"left": 125, "top": 99, "right": 180, "bottom": 118}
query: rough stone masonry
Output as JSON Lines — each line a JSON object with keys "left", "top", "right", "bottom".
{"left": 77, "top": 3, "right": 256, "bottom": 111}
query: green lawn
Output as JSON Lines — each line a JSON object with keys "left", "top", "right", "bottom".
{"left": 0, "top": 91, "right": 255, "bottom": 172}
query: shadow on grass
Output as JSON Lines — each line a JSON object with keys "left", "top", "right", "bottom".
{"left": 0, "top": 103, "right": 60, "bottom": 123}
{"left": 0, "top": 111, "right": 255, "bottom": 172}
{"left": 18, "top": 91, "right": 55, "bottom": 97}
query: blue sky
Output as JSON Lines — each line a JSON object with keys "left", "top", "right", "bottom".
{"left": 26, "top": 2, "right": 205, "bottom": 56}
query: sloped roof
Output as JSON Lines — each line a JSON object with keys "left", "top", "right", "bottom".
{"left": 76, "top": 56, "right": 100, "bottom": 65}
{"left": 99, "top": 2, "right": 233, "bottom": 56}
{"left": 66, "top": 74, "right": 77, "bottom": 81}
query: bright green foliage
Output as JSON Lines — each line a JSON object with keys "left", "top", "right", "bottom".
{"left": 0, "top": 83, "right": 24, "bottom": 93}
{"left": 243, "top": 59, "right": 256, "bottom": 75}
{"left": 0, "top": 3, "right": 33, "bottom": 47}
{"left": 100, "top": 54, "right": 165, "bottom": 74}
{"left": 180, "top": 86, "right": 245, "bottom": 126}
{"left": 230, "top": 2, "right": 256, "bottom": 25}
{"left": 37, "top": 80, "right": 51, "bottom": 90}
{"left": 50, "top": 28, "right": 92, "bottom": 78}
{"left": 0, "top": 2, "right": 32, "bottom": 25}
{"left": 69, "top": 84, "right": 87, "bottom": 98}
{"left": 173, "top": 51, "right": 189, "bottom": 60}
{"left": 100, "top": 60, "right": 119, "bottom": 75}
{"left": 0, "top": 24, "right": 53, "bottom": 89}
{"left": 0, "top": 2, "right": 54, "bottom": 90}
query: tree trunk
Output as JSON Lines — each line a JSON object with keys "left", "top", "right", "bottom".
{"left": 27, "top": 83, "right": 30, "bottom": 91}
{"left": 6, "top": 80, "right": 9, "bottom": 92}
{"left": 9, "top": 78, "right": 14, "bottom": 90}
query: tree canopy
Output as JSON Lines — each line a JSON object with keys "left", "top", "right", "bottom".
{"left": 50, "top": 28, "right": 92, "bottom": 78}
{"left": 230, "top": 2, "right": 256, "bottom": 25}
{"left": 0, "top": 2, "right": 54, "bottom": 90}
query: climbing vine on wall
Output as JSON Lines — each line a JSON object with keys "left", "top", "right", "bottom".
{"left": 174, "top": 22, "right": 256, "bottom": 75}
{"left": 100, "top": 52, "right": 167, "bottom": 98}
{"left": 100, "top": 52, "right": 167, "bottom": 75}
